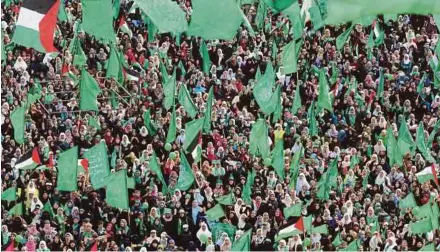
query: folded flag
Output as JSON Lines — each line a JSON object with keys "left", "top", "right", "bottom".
{"left": 191, "top": 132, "right": 202, "bottom": 163}
{"left": 206, "top": 204, "right": 225, "bottom": 221}
{"left": 118, "top": 15, "right": 132, "bottom": 38}
{"left": 10, "top": 105, "right": 26, "bottom": 145}
{"left": 231, "top": 229, "right": 252, "bottom": 251}
{"left": 15, "top": 148, "right": 41, "bottom": 170}
{"left": 416, "top": 164, "right": 438, "bottom": 186}
{"left": 409, "top": 217, "right": 433, "bottom": 234}
{"left": 215, "top": 192, "right": 235, "bottom": 205}
{"left": 399, "top": 192, "right": 417, "bottom": 209}
{"left": 275, "top": 217, "right": 304, "bottom": 241}
{"left": 12, "top": 0, "right": 60, "bottom": 52}
{"left": 283, "top": 202, "right": 302, "bottom": 219}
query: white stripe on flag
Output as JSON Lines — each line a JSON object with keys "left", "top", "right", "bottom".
{"left": 15, "top": 158, "right": 35, "bottom": 169}
{"left": 16, "top": 8, "right": 45, "bottom": 31}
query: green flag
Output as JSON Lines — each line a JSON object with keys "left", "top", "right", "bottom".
{"left": 271, "top": 140, "right": 285, "bottom": 180}
{"left": 80, "top": 69, "right": 101, "bottom": 111}
{"left": 163, "top": 69, "right": 176, "bottom": 111}
{"left": 84, "top": 142, "right": 110, "bottom": 189}
{"left": 271, "top": 85, "right": 282, "bottom": 123}
{"left": 291, "top": 83, "right": 302, "bottom": 115}
{"left": 87, "top": 116, "right": 101, "bottom": 130}
{"left": 231, "top": 229, "right": 252, "bottom": 251}
{"left": 249, "top": 119, "right": 270, "bottom": 159}
{"left": 179, "top": 60, "right": 186, "bottom": 77}
{"left": 303, "top": 215, "right": 313, "bottom": 233}
{"left": 69, "top": 36, "right": 87, "bottom": 67}
{"left": 377, "top": 69, "right": 384, "bottom": 100}
{"left": 106, "top": 44, "right": 124, "bottom": 84}
{"left": 106, "top": 169, "right": 129, "bottom": 209}
{"left": 317, "top": 70, "right": 333, "bottom": 112}
{"left": 288, "top": 145, "right": 303, "bottom": 190}
{"left": 308, "top": 102, "right": 318, "bottom": 136}
{"left": 183, "top": 117, "right": 205, "bottom": 152}
{"left": 280, "top": 39, "right": 297, "bottom": 74}
{"left": 427, "top": 120, "right": 440, "bottom": 149}
{"left": 57, "top": 146, "right": 79, "bottom": 192}
{"left": 10, "top": 105, "right": 26, "bottom": 144}
{"left": 200, "top": 40, "right": 211, "bottom": 74}
{"left": 82, "top": 0, "right": 115, "bottom": 42}
{"left": 150, "top": 151, "right": 168, "bottom": 193}
{"left": 178, "top": 85, "right": 198, "bottom": 118}
{"left": 417, "top": 72, "right": 427, "bottom": 94}
{"left": 336, "top": 23, "right": 355, "bottom": 51}
{"left": 166, "top": 107, "right": 177, "bottom": 144}
{"left": 206, "top": 204, "right": 225, "bottom": 221}
{"left": 211, "top": 222, "right": 237, "bottom": 242}
{"left": 332, "top": 232, "right": 343, "bottom": 247}
{"left": 311, "top": 224, "right": 329, "bottom": 235}
{"left": 216, "top": 193, "right": 235, "bottom": 205}
{"left": 175, "top": 151, "right": 195, "bottom": 191}
{"left": 1, "top": 187, "right": 16, "bottom": 202}
{"left": 143, "top": 109, "right": 158, "bottom": 136}
{"left": 386, "top": 126, "right": 402, "bottom": 166}
{"left": 409, "top": 217, "right": 433, "bottom": 234}
{"left": 242, "top": 170, "right": 256, "bottom": 205}
{"left": 283, "top": 203, "right": 302, "bottom": 218}
{"left": 413, "top": 203, "right": 432, "bottom": 220}
{"left": 397, "top": 121, "right": 416, "bottom": 156}
{"left": 8, "top": 202, "right": 23, "bottom": 216}
{"left": 309, "top": 4, "right": 324, "bottom": 30}
{"left": 58, "top": 0, "right": 68, "bottom": 22}
{"left": 283, "top": 2, "right": 303, "bottom": 40}
{"left": 399, "top": 193, "right": 417, "bottom": 209}
{"left": 43, "top": 200, "right": 55, "bottom": 217}
{"left": 136, "top": 0, "right": 188, "bottom": 34}
{"left": 110, "top": 148, "right": 117, "bottom": 169}
{"left": 341, "top": 240, "right": 359, "bottom": 251}
{"left": 416, "top": 122, "right": 434, "bottom": 162}
{"left": 188, "top": 0, "right": 243, "bottom": 40}
{"left": 203, "top": 86, "right": 214, "bottom": 133}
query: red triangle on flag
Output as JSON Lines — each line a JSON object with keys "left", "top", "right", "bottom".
{"left": 90, "top": 241, "right": 98, "bottom": 251}
{"left": 295, "top": 216, "right": 305, "bottom": 232}
{"left": 81, "top": 159, "right": 89, "bottom": 173}
{"left": 32, "top": 148, "right": 42, "bottom": 164}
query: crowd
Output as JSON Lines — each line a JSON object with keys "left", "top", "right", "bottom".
{"left": 1, "top": 0, "right": 440, "bottom": 251}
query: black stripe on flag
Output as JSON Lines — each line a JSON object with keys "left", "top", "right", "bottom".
{"left": 22, "top": 0, "right": 57, "bottom": 14}
{"left": 16, "top": 148, "right": 41, "bottom": 166}
{"left": 125, "top": 68, "right": 140, "bottom": 78}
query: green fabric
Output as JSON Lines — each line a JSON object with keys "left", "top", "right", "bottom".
{"left": 253, "top": 66, "right": 276, "bottom": 115}
{"left": 69, "top": 35, "right": 87, "bottom": 67}
{"left": 399, "top": 193, "right": 417, "bottom": 209}
{"left": 309, "top": 4, "right": 324, "bottom": 30}
{"left": 143, "top": 109, "right": 158, "bottom": 136}
{"left": 87, "top": 116, "right": 101, "bottom": 130}
{"left": 397, "top": 121, "right": 415, "bottom": 156}
{"left": 58, "top": 0, "right": 68, "bottom": 22}
{"left": 288, "top": 145, "right": 303, "bottom": 190}
{"left": 341, "top": 240, "right": 359, "bottom": 251}
{"left": 308, "top": 102, "right": 318, "bottom": 136}
{"left": 336, "top": 23, "right": 355, "bottom": 51}
{"left": 231, "top": 229, "right": 251, "bottom": 251}
{"left": 106, "top": 44, "right": 124, "bottom": 84}
{"left": 249, "top": 119, "right": 270, "bottom": 159}
{"left": 427, "top": 120, "right": 440, "bottom": 149}
{"left": 178, "top": 85, "right": 198, "bottom": 118}
{"left": 291, "top": 83, "right": 302, "bottom": 115}
{"left": 377, "top": 69, "right": 385, "bottom": 99}
{"left": 106, "top": 169, "right": 129, "bottom": 209}
{"left": 43, "top": 201, "right": 55, "bottom": 217}
{"left": 166, "top": 107, "right": 177, "bottom": 144}
{"left": 163, "top": 69, "right": 176, "bottom": 111}
{"left": 211, "top": 223, "right": 236, "bottom": 242}
{"left": 8, "top": 202, "right": 23, "bottom": 216}
{"left": 206, "top": 204, "right": 225, "bottom": 221}
{"left": 317, "top": 70, "right": 333, "bottom": 112}
{"left": 149, "top": 151, "right": 168, "bottom": 193}
{"left": 413, "top": 203, "right": 432, "bottom": 220}
{"left": 1, "top": 187, "right": 16, "bottom": 202}
{"left": 216, "top": 192, "right": 235, "bottom": 205}
{"left": 79, "top": 69, "right": 101, "bottom": 111}
{"left": 332, "top": 232, "right": 343, "bottom": 247}
{"left": 200, "top": 40, "right": 211, "bottom": 75}
{"left": 280, "top": 39, "right": 297, "bottom": 75}
{"left": 175, "top": 151, "right": 195, "bottom": 191}
{"left": 416, "top": 122, "right": 435, "bottom": 162}
{"left": 203, "top": 86, "right": 214, "bottom": 133}
{"left": 82, "top": 0, "right": 115, "bottom": 42}
{"left": 283, "top": 202, "right": 302, "bottom": 218}
{"left": 283, "top": 2, "right": 303, "bottom": 40}
{"left": 419, "top": 243, "right": 435, "bottom": 251}
{"left": 417, "top": 72, "right": 427, "bottom": 93}
{"left": 386, "top": 126, "right": 402, "bottom": 166}
{"left": 271, "top": 140, "right": 285, "bottom": 180}
{"left": 303, "top": 215, "right": 313, "bottom": 233}
{"left": 409, "top": 217, "right": 433, "bottom": 234}
{"left": 242, "top": 170, "right": 256, "bottom": 205}
{"left": 271, "top": 85, "right": 282, "bottom": 123}
{"left": 84, "top": 142, "right": 110, "bottom": 190}
{"left": 57, "top": 146, "right": 79, "bottom": 192}
{"left": 110, "top": 148, "right": 117, "bottom": 169}
{"left": 188, "top": 0, "right": 243, "bottom": 40}
{"left": 183, "top": 117, "right": 205, "bottom": 152}
{"left": 12, "top": 25, "right": 46, "bottom": 53}
{"left": 311, "top": 224, "right": 329, "bottom": 234}
{"left": 10, "top": 105, "right": 25, "bottom": 144}
{"left": 136, "top": 0, "right": 188, "bottom": 34}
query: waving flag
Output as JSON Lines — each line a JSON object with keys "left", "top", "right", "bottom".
{"left": 12, "top": 0, "right": 60, "bottom": 52}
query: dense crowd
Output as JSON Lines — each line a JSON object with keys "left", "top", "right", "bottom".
{"left": 1, "top": 0, "right": 440, "bottom": 251}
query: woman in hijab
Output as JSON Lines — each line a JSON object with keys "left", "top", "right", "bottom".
{"left": 296, "top": 173, "right": 310, "bottom": 193}
{"left": 26, "top": 235, "right": 37, "bottom": 252}
{"left": 37, "top": 240, "right": 50, "bottom": 252}
{"left": 30, "top": 196, "right": 43, "bottom": 212}
{"left": 288, "top": 234, "right": 303, "bottom": 251}
{"left": 196, "top": 222, "right": 212, "bottom": 246}
{"left": 13, "top": 56, "right": 28, "bottom": 72}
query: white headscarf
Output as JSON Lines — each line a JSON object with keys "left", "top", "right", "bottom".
{"left": 196, "top": 222, "right": 212, "bottom": 244}
{"left": 296, "top": 173, "right": 310, "bottom": 192}
{"left": 31, "top": 196, "right": 43, "bottom": 212}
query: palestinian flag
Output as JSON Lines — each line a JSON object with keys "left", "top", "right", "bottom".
{"left": 275, "top": 217, "right": 305, "bottom": 241}
{"left": 191, "top": 132, "right": 202, "bottom": 163}
{"left": 416, "top": 164, "right": 438, "bottom": 185}
{"left": 118, "top": 15, "right": 133, "bottom": 38}
{"left": 12, "top": 0, "right": 60, "bottom": 53}
{"left": 77, "top": 158, "right": 89, "bottom": 174}
{"left": 124, "top": 68, "right": 140, "bottom": 82}
{"left": 15, "top": 148, "right": 41, "bottom": 170}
